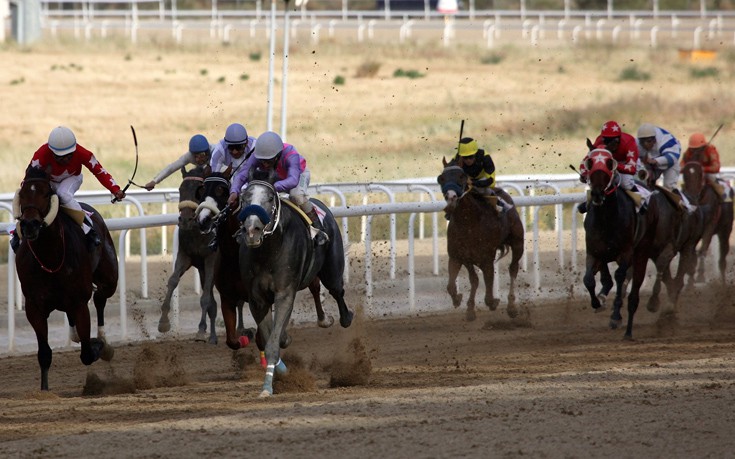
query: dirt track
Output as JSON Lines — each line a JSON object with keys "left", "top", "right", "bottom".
{"left": 1, "top": 280, "right": 734, "bottom": 458}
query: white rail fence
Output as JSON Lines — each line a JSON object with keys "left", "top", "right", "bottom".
{"left": 1, "top": 170, "right": 733, "bottom": 354}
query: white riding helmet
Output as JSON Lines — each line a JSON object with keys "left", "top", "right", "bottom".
{"left": 254, "top": 131, "right": 284, "bottom": 160}
{"left": 48, "top": 126, "right": 77, "bottom": 156}
{"left": 637, "top": 123, "right": 657, "bottom": 139}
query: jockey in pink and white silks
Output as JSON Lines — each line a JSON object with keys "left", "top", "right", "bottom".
{"left": 228, "top": 131, "right": 328, "bottom": 245}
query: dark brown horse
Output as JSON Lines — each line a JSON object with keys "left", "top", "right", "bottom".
{"left": 437, "top": 158, "right": 524, "bottom": 321}
{"left": 14, "top": 166, "right": 115, "bottom": 390}
{"left": 195, "top": 172, "right": 335, "bottom": 358}
{"left": 635, "top": 161, "right": 701, "bottom": 308}
{"left": 681, "top": 162, "right": 734, "bottom": 284}
{"left": 157, "top": 165, "right": 225, "bottom": 344}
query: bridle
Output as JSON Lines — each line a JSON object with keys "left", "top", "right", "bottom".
{"left": 240, "top": 180, "right": 281, "bottom": 238}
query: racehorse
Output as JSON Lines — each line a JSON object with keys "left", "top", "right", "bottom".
{"left": 14, "top": 165, "right": 116, "bottom": 390}
{"left": 635, "top": 161, "right": 701, "bottom": 308}
{"left": 236, "top": 179, "right": 354, "bottom": 397}
{"left": 157, "top": 165, "right": 224, "bottom": 344}
{"left": 681, "top": 161, "right": 734, "bottom": 284}
{"left": 437, "top": 158, "right": 524, "bottom": 321}
{"left": 195, "top": 173, "right": 339, "bottom": 362}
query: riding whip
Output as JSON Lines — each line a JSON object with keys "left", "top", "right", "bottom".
{"left": 112, "top": 125, "right": 144, "bottom": 203}
{"left": 708, "top": 123, "right": 724, "bottom": 145}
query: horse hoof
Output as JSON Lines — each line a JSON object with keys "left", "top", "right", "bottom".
{"left": 487, "top": 298, "right": 500, "bottom": 311}
{"left": 647, "top": 299, "right": 659, "bottom": 313}
{"left": 208, "top": 336, "right": 218, "bottom": 345}
{"left": 194, "top": 331, "right": 208, "bottom": 342}
{"left": 506, "top": 305, "right": 519, "bottom": 319}
{"left": 340, "top": 310, "right": 354, "bottom": 328}
{"left": 596, "top": 293, "right": 607, "bottom": 308}
{"left": 280, "top": 333, "right": 292, "bottom": 349}
{"left": 451, "top": 293, "right": 463, "bottom": 308}
{"left": 623, "top": 334, "right": 634, "bottom": 341}
{"left": 609, "top": 320, "right": 621, "bottom": 330}
{"left": 100, "top": 343, "right": 114, "bottom": 362}
{"left": 158, "top": 320, "right": 171, "bottom": 334}
{"left": 259, "top": 390, "right": 272, "bottom": 398}
{"left": 465, "top": 309, "right": 477, "bottom": 322}
{"left": 318, "top": 315, "right": 335, "bottom": 328}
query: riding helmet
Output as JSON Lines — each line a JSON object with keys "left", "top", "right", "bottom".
{"left": 224, "top": 123, "right": 248, "bottom": 146}
{"left": 688, "top": 132, "right": 707, "bottom": 149}
{"left": 188, "top": 134, "right": 210, "bottom": 154}
{"left": 254, "top": 131, "right": 284, "bottom": 160}
{"left": 600, "top": 121, "right": 621, "bottom": 138}
{"left": 457, "top": 137, "right": 478, "bottom": 157}
{"left": 636, "top": 123, "right": 656, "bottom": 139}
{"left": 48, "top": 126, "right": 77, "bottom": 156}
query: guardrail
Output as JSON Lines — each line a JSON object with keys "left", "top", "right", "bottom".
{"left": 0, "top": 191, "right": 586, "bottom": 353}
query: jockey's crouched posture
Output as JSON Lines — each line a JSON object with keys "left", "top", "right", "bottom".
{"left": 635, "top": 123, "right": 696, "bottom": 214}
{"left": 578, "top": 120, "right": 651, "bottom": 214}
{"left": 454, "top": 137, "right": 513, "bottom": 214}
{"left": 227, "top": 131, "right": 328, "bottom": 245}
{"left": 11, "top": 126, "right": 126, "bottom": 252}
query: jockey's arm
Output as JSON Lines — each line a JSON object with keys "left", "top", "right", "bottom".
{"left": 147, "top": 152, "right": 193, "bottom": 189}
{"left": 273, "top": 155, "right": 302, "bottom": 192}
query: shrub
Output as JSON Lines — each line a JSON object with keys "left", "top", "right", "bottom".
{"left": 355, "top": 60, "right": 381, "bottom": 78}
{"left": 690, "top": 67, "right": 719, "bottom": 78}
{"left": 333, "top": 75, "right": 345, "bottom": 85}
{"left": 618, "top": 65, "right": 650, "bottom": 81}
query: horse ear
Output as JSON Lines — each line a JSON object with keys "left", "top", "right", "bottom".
{"left": 203, "top": 165, "right": 211, "bottom": 177}
{"left": 223, "top": 165, "right": 233, "bottom": 180}
{"left": 586, "top": 138, "right": 595, "bottom": 151}
{"left": 442, "top": 156, "right": 448, "bottom": 167}
{"left": 180, "top": 166, "right": 187, "bottom": 177}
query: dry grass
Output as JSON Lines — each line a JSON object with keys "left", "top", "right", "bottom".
{"left": 1, "top": 36, "right": 733, "bottom": 195}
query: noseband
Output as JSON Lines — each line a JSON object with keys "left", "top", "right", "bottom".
{"left": 238, "top": 180, "right": 281, "bottom": 238}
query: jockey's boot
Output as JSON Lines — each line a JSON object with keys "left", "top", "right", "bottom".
{"left": 577, "top": 202, "right": 588, "bottom": 214}
{"left": 306, "top": 208, "right": 329, "bottom": 246}
{"left": 498, "top": 198, "right": 514, "bottom": 213}
{"left": 672, "top": 188, "right": 696, "bottom": 214}
{"left": 9, "top": 231, "right": 19, "bottom": 253}
{"left": 83, "top": 216, "right": 101, "bottom": 251}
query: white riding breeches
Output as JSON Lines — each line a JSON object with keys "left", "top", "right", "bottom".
{"left": 51, "top": 174, "right": 83, "bottom": 212}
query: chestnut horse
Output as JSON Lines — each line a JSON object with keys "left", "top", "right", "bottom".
{"left": 15, "top": 166, "right": 115, "bottom": 390}
{"left": 437, "top": 158, "right": 524, "bottom": 321}
{"left": 681, "top": 162, "right": 734, "bottom": 284}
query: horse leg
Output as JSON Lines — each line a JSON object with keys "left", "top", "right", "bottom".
{"left": 27, "top": 305, "right": 52, "bottom": 391}
{"left": 696, "top": 229, "right": 715, "bottom": 283}
{"left": 583, "top": 255, "right": 602, "bottom": 310}
{"left": 91, "top": 290, "right": 114, "bottom": 362}
{"left": 200, "top": 261, "right": 219, "bottom": 345}
{"left": 609, "top": 262, "right": 628, "bottom": 329}
{"left": 236, "top": 299, "right": 248, "bottom": 337}
{"left": 506, "top": 242, "right": 523, "bottom": 318}
{"left": 159, "top": 252, "right": 192, "bottom": 334}
{"left": 222, "top": 294, "right": 246, "bottom": 351}
{"left": 624, "top": 255, "right": 648, "bottom": 340}
{"left": 260, "top": 291, "right": 295, "bottom": 397}
{"left": 717, "top": 228, "right": 731, "bottom": 284}
{"left": 480, "top": 262, "right": 499, "bottom": 313}
{"left": 70, "top": 299, "right": 101, "bottom": 366}
{"left": 599, "top": 263, "right": 614, "bottom": 303}
{"left": 446, "top": 257, "right": 463, "bottom": 308}
{"left": 465, "top": 264, "right": 479, "bottom": 322}
{"left": 67, "top": 313, "right": 80, "bottom": 344}
{"left": 309, "top": 278, "right": 334, "bottom": 328}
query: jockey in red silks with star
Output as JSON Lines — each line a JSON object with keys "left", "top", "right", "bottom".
{"left": 577, "top": 120, "right": 650, "bottom": 214}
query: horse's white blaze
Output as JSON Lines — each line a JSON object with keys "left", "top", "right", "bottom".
{"left": 249, "top": 186, "right": 270, "bottom": 210}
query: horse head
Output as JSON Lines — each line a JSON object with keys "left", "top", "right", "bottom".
{"left": 15, "top": 166, "right": 60, "bottom": 241}
{"left": 585, "top": 149, "right": 618, "bottom": 207}
{"left": 196, "top": 171, "right": 231, "bottom": 234}
{"left": 178, "top": 165, "right": 207, "bottom": 230}
{"left": 236, "top": 180, "right": 280, "bottom": 248}
{"left": 681, "top": 161, "right": 705, "bottom": 200}
{"left": 437, "top": 158, "right": 468, "bottom": 216}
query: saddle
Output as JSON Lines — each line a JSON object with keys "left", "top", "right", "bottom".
{"left": 654, "top": 185, "right": 687, "bottom": 213}
{"left": 624, "top": 190, "right": 642, "bottom": 208}
{"left": 468, "top": 188, "right": 500, "bottom": 213}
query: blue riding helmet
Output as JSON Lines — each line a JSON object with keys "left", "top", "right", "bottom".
{"left": 189, "top": 134, "right": 210, "bottom": 154}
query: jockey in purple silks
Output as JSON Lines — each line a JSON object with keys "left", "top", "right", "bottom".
{"left": 227, "top": 131, "right": 328, "bottom": 245}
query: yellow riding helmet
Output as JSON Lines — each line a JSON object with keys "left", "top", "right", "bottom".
{"left": 458, "top": 138, "right": 478, "bottom": 157}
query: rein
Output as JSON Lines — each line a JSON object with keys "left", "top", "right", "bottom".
{"left": 27, "top": 223, "right": 66, "bottom": 273}
{"left": 238, "top": 180, "right": 281, "bottom": 238}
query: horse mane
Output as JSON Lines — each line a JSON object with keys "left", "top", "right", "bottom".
{"left": 24, "top": 165, "right": 51, "bottom": 182}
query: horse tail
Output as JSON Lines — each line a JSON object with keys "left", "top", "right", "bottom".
{"left": 496, "top": 242, "right": 511, "bottom": 261}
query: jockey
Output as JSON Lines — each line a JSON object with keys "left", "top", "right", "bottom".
{"left": 227, "top": 131, "right": 328, "bottom": 245}
{"left": 453, "top": 137, "right": 513, "bottom": 214}
{"left": 578, "top": 120, "right": 650, "bottom": 214}
{"left": 635, "top": 123, "right": 695, "bottom": 213}
{"left": 210, "top": 123, "right": 256, "bottom": 175}
{"left": 680, "top": 132, "right": 730, "bottom": 200}
{"left": 12, "top": 126, "right": 126, "bottom": 252}
{"left": 143, "top": 134, "right": 212, "bottom": 190}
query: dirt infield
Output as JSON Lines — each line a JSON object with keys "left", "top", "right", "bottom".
{"left": 1, "top": 278, "right": 734, "bottom": 457}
